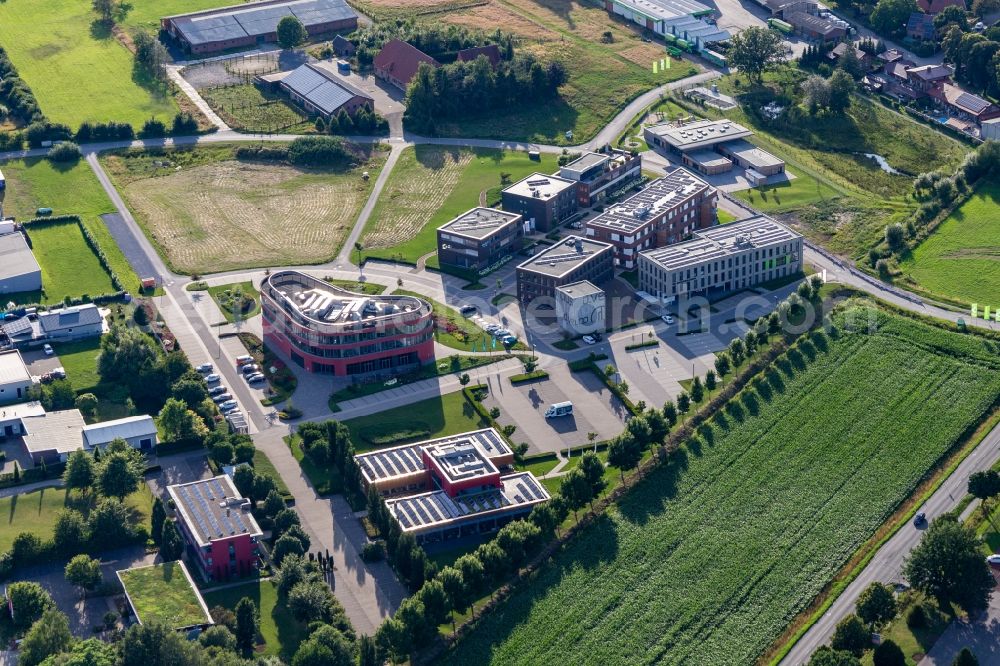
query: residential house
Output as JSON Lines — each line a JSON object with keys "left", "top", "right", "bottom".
{"left": 38, "top": 304, "right": 105, "bottom": 341}
{"left": 931, "top": 82, "right": 1000, "bottom": 124}
{"left": 457, "top": 44, "right": 502, "bottom": 67}
{"left": 906, "top": 12, "right": 937, "bottom": 41}
{"left": 0, "top": 350, "right": 32, "bottom": 405}
{"left": 373, "top": 39, "right": 439, "bottom": 90}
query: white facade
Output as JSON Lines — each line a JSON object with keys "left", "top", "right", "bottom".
{"left": 555, "top": 281, "right": 606, "bottom": 335}
{"left": 82, "top": 415, "right": 158, "bottom": 451}
{"left": 982, "top": 117, "right": 1000, "bottom": 140}
{"left": 0, "top": 350, "right": 33, "bottom": 405}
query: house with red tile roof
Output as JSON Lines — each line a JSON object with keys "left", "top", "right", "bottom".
{"left": 457, "top": 44, "right": 502, "bottom": 68}
{"left": 374, "top": 39, "right": 440, "bottom": 90}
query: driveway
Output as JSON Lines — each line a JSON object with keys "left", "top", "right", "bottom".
{"left": 922, "top": 590, "right": 1000, "bottom": 665}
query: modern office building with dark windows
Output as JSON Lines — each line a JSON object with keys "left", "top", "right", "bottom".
{"left": 501, "top": 172, "right": 579, "bottom": 232}
{"left": 515, "top": 236, "right": 615, "bottom": 304}
{"left": 558, "top": 149, "right": 643, "bottom": 207}
{"left": 436, "top": 207, "right": 525, "bottom": 275}
{"left": 261, "top": 270, "right": 434, "bottom": 375}
{"left": 637, "top": 215, "right": 803, "bottom": 302}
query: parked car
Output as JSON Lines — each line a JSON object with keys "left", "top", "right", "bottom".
{"left": 661, "top": 314, "right": 675, "bottom": 325}
{"left": 50, "top": 367, "right": 66, "bottom": 379}
{"left": 235, "top": 355, "right": 253, "bottom": 366}
{"left": 493, "top": 328, "right": 511, "bottom": 338}
{"left": 913, "top": 512, "right": 927, "bottom": 527}
{"left": 246, "top": 373, "right": 266, "bottom": 383}
{"left": 218, "top": 400, "right": 238, "bottom": 411}
{"left": 196, "top": 363, "right": 213, "bottom": 373}
{"left": 208, "top": 385, "right": 227, "bottom": 396}
{"left": 460, "top": 305, "right": 477, "bottom": 316}
{"left": 502, "top": 335, "right": 517, "bottom": 346}
{"left": 43, "top": 344, "right": 54, "bottom": 356}
{"left": 583, "top": 335, "right": 597, "bottom": 345}
{"left": 204, "top": 373, "right": 221, "bottom": 384}
{"left": 987, "top": 554, "right": 1000, "bottom": 566}
{"left": 221, "top": 404, "right": 240, "bottom": 414}
{"left": 241, "top": 363, "right": 260, "bottom": 375}
{"left": 484, "top": 323, "right": 501, "bottom": 333}
{"left": 212, "top": 393, "right": 233, "bottom": 403}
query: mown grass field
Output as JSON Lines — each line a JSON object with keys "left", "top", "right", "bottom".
{"left": 52, "top": 338, "right": 103, "bottom": 392}
{"left": 23, "top": 221, "right": 117, "bottom": 304}
{"left": 432, "top": 0, "right": 696, "bottom": 143}
{"left": 344, "top": 391, "right": 489, "bottom": 450}
{"left": 102, "top": 144, "right": 386, "bottom": 275}
{"left": 361, "top": 146, "right": 558, "bottom": 265}
{"left": 0, "top": 0, "right": 185, "bottom": 128}
{"left": 203, "top": 579, "right": 305, "bottom": 660}
{"left": 0, "top": 158, "right": 138, "bottom": 291}
{"left": 898, "top": 180, "right": 1000, "bottom": 307}
{"left": 0, "top": 485, "right": 152, "bottom": 553}
{"left": 442, "top": 304, "right": 1000, "bottom": 665}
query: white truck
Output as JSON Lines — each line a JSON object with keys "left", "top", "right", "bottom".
{"left": 544, "top": 401, "right": 573, "bottom": 418}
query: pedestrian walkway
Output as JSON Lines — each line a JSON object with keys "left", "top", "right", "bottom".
{"left": 0, "top": 478, "right": 63, "bottom": 499}
{"left": 166, "top": 66, "right": 230, "bottom": 131}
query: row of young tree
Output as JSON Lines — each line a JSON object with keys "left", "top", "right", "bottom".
{"left": 403, "top": 55, "right": 566, "bottom": 134}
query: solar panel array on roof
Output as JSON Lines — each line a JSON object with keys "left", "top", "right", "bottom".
{"left": 281, "top": 64, "right": 359, "bottom": 115}
{"left": 956, "top": 91, "right": 990, "bottom": 115}
{"left": 170, "top": 476, "right": 259, "bottom": 545}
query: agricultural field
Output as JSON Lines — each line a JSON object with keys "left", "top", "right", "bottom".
{"left": 433, "top": 0, "right": 696, "bottom": 142}
{"left": 343, "top": 391, "right": 489, "bottom": 450}
{"left": 101, "top": 144, "right": 386, "bottom": 274}
{"left": 203, "top": 579, "right": 306, "bottom": 660}
{"left": 360, "top": 146, "right": 558, "bottom": 265}
{"left": 898, "top": 180, "right": 1000, "bottom": 307}
{"left": 0, "top": 157, "right": 138, "bottom": 291}
{"left": 22, "top": 221, "right": 117, "bottom": 304}
{"left": 0, "top": 0, "right": 185, "bottom": 128}
{"left": 200, "top": 85, "right": 313, "bottom": 134}
{"left": 442, "top": 304, "right": 1000, "bottom": 665}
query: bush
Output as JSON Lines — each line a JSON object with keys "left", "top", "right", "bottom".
{"left": 234, "top": 145, "right": 289, "bottom": 162}
{"left": 287, "top": 136, "right": 353, "bottom": 167}
{"left": 47, "top": 141, "right": 81, "bottom": 162}
{"left": 906, "top": 602, "right": 926, "bottom": 629}
{"left": 140, "top": 119, "right": 167, "bottom": 138}
{"left": 361, "top": 541, "right": 385, "bottom": 562}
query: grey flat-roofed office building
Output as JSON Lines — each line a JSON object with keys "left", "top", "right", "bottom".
{"left": 638, "top": 215, "right": 803, "bottom": 302}
{"left": 718, "top": 139, "right": 786, "bottom": 176}
{"left": 501, "top": 173, "right": 578, "bottom": 232}
{"left": 437, "top": 207, "right": 524, "bottom": 274}
{"left": 0, "top": 231, "right": 42, "bottom": 295}
{"left": 644, "top": 118, "right": 754, "bottom": 153}
{"left": 516, "top": 236, "right": 614, "bottom": 304}
{"left": 162, "top": 0, "right": 358, "bottom": 54}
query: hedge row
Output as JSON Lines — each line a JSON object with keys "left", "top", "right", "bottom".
{"left": 509, "top": 370, "right": 549, "bottom": 384}
{"left": 0, "top": 45, "right": 44, "bottom": 124}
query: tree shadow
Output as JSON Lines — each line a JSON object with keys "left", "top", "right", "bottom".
{"left": 616, "top": 448, "right": 687, "bottom": 527}
{"left": 799, "top": 339, "right": 816, "bottom": 362}
{"left": 741, "top": 391, "right": 760, "bottom": 417}
{"left": 414, "top": 144, "right": 466, "bottom": 170}
{"left": 755, "top": 379, "right": 773, "bottom": 402}
{"left": 89, "top": 20, "right": 113, "bottom": 41}
{"left": 788, "top": 348, "right": 806, "bottom": 372}
{"left": 725, "top": 401, "right": 745, "bottom": 423}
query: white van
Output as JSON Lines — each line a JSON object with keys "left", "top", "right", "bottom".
{"left": 545, "top": 401, "right": 573, "bottom": 418}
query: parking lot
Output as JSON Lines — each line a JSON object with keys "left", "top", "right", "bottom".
{"left": 20, "top": 346, "right": 63, "bottom": 378}
{"left": 483, "top": 364, "right": 630, "bottom": 454}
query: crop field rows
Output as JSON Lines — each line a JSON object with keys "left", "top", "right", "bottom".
{"left": 442, "top": 305, "right": 1000, "bottom": 665}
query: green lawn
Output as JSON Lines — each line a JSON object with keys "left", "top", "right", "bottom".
{"left": 442, "top": 304, "right": 1000, "bottom": 665}
{"left": 323, "top": 278, "right": 386, "bottom": 295}
{"left": 0, "top": 0, "right": 181, "bottom": 128}
{"left": 859, "top": 592, "right": 953, "bottom": 666}
{"left": 395, "top": 289, "right": 524, "bottom": 352}
{"left": 0, "top": 158, "right": 138, "bottom": 292}
{"left": 207, "top": 281, "right": 261, "bottom": 323}
{"left": 200, "top": 85, "right": 312, "bottom": 134}
{"left": 286, "top": 435, "right": 342, "bottom": 496}
{"left": 252, "top": 450, "right": 290, "bottom": 498}
{"left": 516, "top": 453, "right": 561, "bottom": 478}
{"left": 119, "top": 562, "right": 210, "bottom": 629}
{"left": 361, "top": 146, "right": 559, "bottom": 265}
{"left": 716, "top": 208, "right": 739, "bottom": 224}
{"left": 203, "top": 579, "right": 306, "bottom": 660}
{"left": 343, "top": 391, "right": 490, "bottom": 450}
{"left": 899, "top": 180, "right": 1000, "bottom": 307}
{"left": 0, "top": 485, "right": 152, "bottom": 553}
{"left": 23, "top": 221, "right": 117, "bottom": 304}
{"left": 52, "top": 338, "right": 103, "bottom": 392}
{"left": 732, "top": 166, "right": 843, "bottom": 213}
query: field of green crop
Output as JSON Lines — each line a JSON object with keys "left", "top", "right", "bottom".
{"left": 899, "top": 180, "right": 1000, "bottom": 307}
{"left": 442, "top": 304, "right": 1000, "bottom": 665}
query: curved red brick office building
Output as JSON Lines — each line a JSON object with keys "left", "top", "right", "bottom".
{"left": 261, "top": 270, "right": 435, "bottom": 375}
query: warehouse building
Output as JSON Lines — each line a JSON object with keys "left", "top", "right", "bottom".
{"left": 558, "top": 149, "right": 643, "bottom": 207}
{"left": 436, "top": 207, "right": 525, "bottom": 275}
{"left": 167, "top": 475, "right": 263, "bottom": 581}
{"left": 555, "top": 281, "right": 606, "bottom": 336}
{"left": 638, "top": 215, "right": 803, "bottom": 303}
{"left": 516, "top": 236, "right": 615, "bottom": 305}
{"left": 584, "top": 167, "right": 717, "bottom": 268}
{"left": 261, "top": 270, "right": 434, "bottom": 376}
{"left": 644, "top": 119, "right": 785, "bottom": 181}
{"left": 82, "top": 415, "right": 158, "bottom": 452}
{"left": 263, "top": 63, "right": 374, "bottom": 119}
{"left": 162, "top": 0, "right": 358, "bottom": 55}
{"left": 501, "top": 173, "right": 579, "bottom": 232}
{"left": 355, "top": 429, "right": 548, "bottom": 544}
{"left": 605, "top": 0, "right": 729, "bottom": 50}
{"left": 0, "top": 226, "right": 42, "bottom": 296}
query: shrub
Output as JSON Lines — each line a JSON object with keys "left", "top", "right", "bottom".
{"left": 47, "top": 141, "right": 81, "bottom": 162}
{"left": 287, "top": 136, "right": 353, "bottom": 167}
{"left": 906, "top": 602, "right": 926, "bottom": 629}
{"left": 140, "top": 119, "right": 167, "bottom": 138}
{"left": 361, "top": 541, "right": 385, "bottom": 562}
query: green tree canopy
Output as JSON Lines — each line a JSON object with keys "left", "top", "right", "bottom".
{"left": 19, "top": 608, "right": 73, "bottom": 666}
{"left": 727, "top": 27, "right": 785, "bottom": 84}
{"left": 277, "top": 16, "right": 308, "bottom": 48}
{"left": 905, "top": 517, "right": 994, "bottom": 612}
{"left": 870, "top": 0, "right": 918, "bottom": 38}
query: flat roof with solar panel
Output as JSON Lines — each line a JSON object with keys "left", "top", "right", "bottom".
{"left": 167, "top": 475, "right": 262, "bottom": 547}
{"left": 586, "top": 168, "right": 711, "bottom": 235}
{"left": 356, "top": 428, "right": 510, "bottom": 488}
{"left": 517, "top": 236, "right": 615, "bottom": 278}
{"left": 438, "top": 207, "right": 523, "bottom": 241}
{"left": 503, "top": 172, "right": 577, "bottom": 199}
{"left": 645, "top": 118, "right": 754, "bottom": 152}
{"left": 386, "top": 472, "right": 550, "bottom": 535}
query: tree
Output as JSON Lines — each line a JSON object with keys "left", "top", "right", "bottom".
{"left": 905, "top": 517, "right": 994, "bottom": 612}
{"left": 91, "top": 0, "right": 117, "bottom": 23}
{"left": 677, "top": 391, "right": 691, "bottom": 415}
{"left": 132, "top": 31, "right": 169, "bottom": 83}
{"left": 358, "top": 634, "right": 380, "bottom": 666}
{"left": 277, "top": 16, "right": 308, "bottom": 49}
{"left": 151, "top": 497, "right": 166, "bottom": 546}
{"left": 234, "top": 597, "right": 258, "bottom": 657}
{"left": 293, "top": 626, "right": 354, "bottom": 666}
{"left": 607, "top": 434, "right": 642, "bottom": 483}
{"left": 438, "top": 566, "right": 467, "bottom": 631}
{"left": 199, "top": 625, "right": 237, "bottom": 651}
{"left": 952, "top": 648, "right": 980, "bottom": 666}
{"left": 802, "top": 75, "right": 832, "bottom": 114}
{"left": 171, "top": 378, "right": 208, "bottom": 410}
{"left": 967, "top": 470, "right": 1000, "bottom": 512}
{"left": 830, "top": 614, "right": 870, "bottom": 657}
{"left": 690, "top": 376, "right": 705, "bottom": 403}
{"left": 63, "top": 450, "right": 95, "bottom": 493}
{"left": 829, "top": 69, "right": 856, "bottom": 114}
{"left": 839, "top": 43, "right": 864, "bottom": 79}
{"left": 160, "top": 521, "right": 184, "bottom": 560}
{"left": 263, "top": 489, "right": 286, "bottom": 518}
{"left": 5, "top": 582, "right": 55, "bottom": 631}
{"left": 729, "top": 338, "right": 746, "bottom": 366}
{"left": 120, "top": 622, "right": 201, "bottom": 665}
{"left": 158, "top": 398, "right": 208, "bottom": 444}
{"left": 287, "top": 580, "right": 333, "bottom": 623}
{"left": 856, "top": 582, "right": 897, "bottom": 628}
{"left": 65, "top": 554, "right": 102, "bottom": 597}
{"left": 97, "top": 444, "right": 144, "bottom": 500}
{"left": 870, "top": 0, "right": 917, "bottom": 38}
{"left": 663, "top": 400, "right": 678, "bottom": 426}
{"left": 559, "top": 468, "right": 593, "bottom": 521}
{"left": 88, "top": 498, "right": 133, "bottom": 548}
{"left": 809, "top": 646, "right": 862, "bottom": 666}
{"left": 727, "top": 27, "right": 784, "bottom": 85}
{"left": 715, "top": 353, "right": 731, "bottom": 378}
{"left": 44, "top": 638, "right": 117, "bottom": 666}
{"left": 74, "top": 393, "right": 99, "bottom": 418}
{"left": 579, "top": 451, "right": 606, "bottom": 502}
{"left": 705, "top": 370, "right": 717, "bottom": 392}
{"left": 872, "top": 639, "right": 906, "bottom": 666}
{"left": 19, "top": 609, "right": 73, "bottom": 666}
{"left": 53, "top": 509, "right": 88, "bottom": 556}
